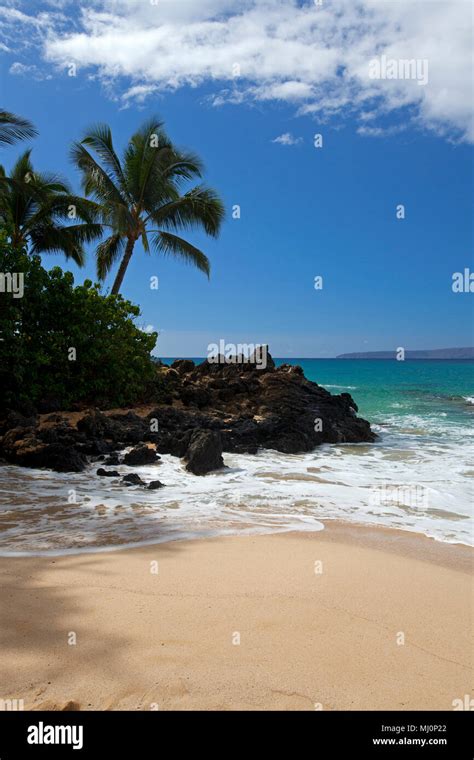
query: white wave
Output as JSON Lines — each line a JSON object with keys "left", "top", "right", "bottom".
{"left": 0, "top": 429, "right": 472, "bottom": 554}
{"left": 324, "top": 384, "right": 357, "bottom": 390}
{"left": 463, "top": 396, "right": 474, "bottom": 405}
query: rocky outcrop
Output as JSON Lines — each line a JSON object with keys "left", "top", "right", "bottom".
{"left": 147, "top": 354, "right": 375, "bottom": 455}
{"left": 77, "top": 410, "right": 148, "bottom": 445}
{"left": 123, "top": 445, "right": 160, "bottom": 466}
{"left": 1, "top": 426, "right": 87, "bottom": 472}
{"left": 171, "top": 359, "right": 196, "bottom": 375}
{"left": 184, "top": 430, "right": 224, "bottom": 475}
{"left": 104, "top": 454, "right": 120, "bottom": 466}
{"left": 97, "top": 468, "right": 120, "bottom": 477}
{"left": 147, "top": 480, "right": 165, "bottom": 490}
{"left": 122, "top": 473, "right": 146, "bottom": 486}
{"left": 0, "top": 351, "right": 375, "bottom": 474}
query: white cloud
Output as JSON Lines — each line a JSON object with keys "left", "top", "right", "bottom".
{"left": 141, "top": 324, "right": 156, "bottom": 334}
{"left": 272, "top": 132, "right": 302, "bottom": 146}
{"left": 9, "top": 61, "right": 52, "bottom": 80}
{"left": 2, "top": 0, "right": 473, "bottom": 142}
{"left": 121, "top": 83, "right": 159, "bottom": 106}
{"left": 357, "top": 124, "right": 407, "bottom": 138}
{"left": 0, "top": 7, "right": 43, "bottom": 27}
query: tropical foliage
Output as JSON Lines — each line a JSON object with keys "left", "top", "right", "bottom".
{"left": 0, "top": 150, "right": 102, "bottom": 266}
{"left": 0, "top": 110, "right": 224, "bottom": 412}
{"left": 0, "top": 234, "right": 158, "bottom": 410}
{"left": 0, "top": 110, "right": 37, "bottom": 146}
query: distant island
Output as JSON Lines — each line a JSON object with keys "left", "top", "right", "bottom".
{"left": 337, "top": 347, "right": 474, "bottom": 359}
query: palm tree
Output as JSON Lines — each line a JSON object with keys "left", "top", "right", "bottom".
{"left": 71, "top": 117, "right": 225, "bottom": 294}
{"left": 0, "top": 150, "right": 102, "bottom": 264}
{"left": 0, "top": 110, "right": 37, "bottom": 146}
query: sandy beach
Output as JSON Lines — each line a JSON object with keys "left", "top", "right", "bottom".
{"left": 0, "top": 522, "right": 471, "bottom": 711}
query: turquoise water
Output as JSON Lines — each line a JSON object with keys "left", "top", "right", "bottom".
{"left": 278, "top": 358, "right": 474, "bottom": 431}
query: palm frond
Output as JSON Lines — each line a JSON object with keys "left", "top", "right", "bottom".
{"left": 29, "top": 225, "right": 93, "bottom": 266}
{"left": 0, "top": 110, "right": 37, "bottom": 146}
{"left": 70, "top": 141, "right": 131, "bottom": 215}
{"left": 152, "top": 231, "right": 211, "bottom": 278}
{"left": 149, "top": 185, "right": 225, "bottom": 237}
{"left": 96, "top": 233, "right": 126, "bottom": 280}
{"left": 123, "top": 118, "right": 172, "bottom": 208}
{"left": 81, "top": 123, "right": 130, "bottom": 199}
{"left": 161, "top": 151, "right": 203, "bottom": 184}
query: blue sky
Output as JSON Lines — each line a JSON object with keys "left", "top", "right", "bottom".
{"left": 0, "top": 0, "right": 472, "bottom": 357}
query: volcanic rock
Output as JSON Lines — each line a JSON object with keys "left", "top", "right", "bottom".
{"left": 184, "top": 430, "right": 224, "bottom": 475}
{"left": 147, "top": 480, "right": 165, "bottom": 490}
{"left": 122, "top": 473, "right": 145, "bottom": 486}
{"left": 123, "top": 445, "right": 160, "bottom": 466}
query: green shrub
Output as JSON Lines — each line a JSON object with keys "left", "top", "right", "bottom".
{"left": 0, "top": 235, "right": 158, "bottom": 410}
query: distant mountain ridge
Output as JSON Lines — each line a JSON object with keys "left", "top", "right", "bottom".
{"left": 337, "top": 348, "right": 474, "bottom": 359}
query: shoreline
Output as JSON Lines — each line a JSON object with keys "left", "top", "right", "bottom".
{"left": 0, "top": 517, "right": 472, "bottom": 559}
{"left": 1, "top": 522, "right": 472, "bottom": 711}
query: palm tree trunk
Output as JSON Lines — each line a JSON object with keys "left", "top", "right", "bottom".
{"left": 111, "top": 237, "right": 136, "bottom": 294}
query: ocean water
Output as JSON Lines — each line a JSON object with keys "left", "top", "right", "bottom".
{"left": 0, "top": 359, "right": 473, "bottom": 555}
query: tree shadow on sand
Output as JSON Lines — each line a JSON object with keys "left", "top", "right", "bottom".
{"left": 0, "top": 529, "right": 184, "bottom": 711}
